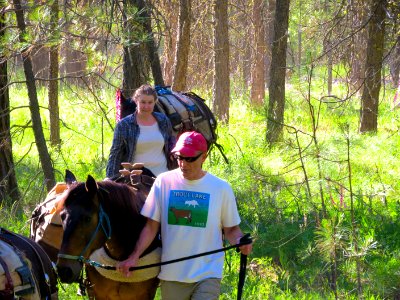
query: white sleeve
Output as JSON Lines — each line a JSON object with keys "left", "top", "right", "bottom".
{"left": 221, "top": 183, "right": 241, "bottom": 228}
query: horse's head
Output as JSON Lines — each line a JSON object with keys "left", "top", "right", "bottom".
{"left": 56, "top": 174, "right": 111, "bottom": 283}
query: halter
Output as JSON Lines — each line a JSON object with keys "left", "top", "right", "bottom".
{"left": 57, "top": 204, "right": 112, "bottom": 263}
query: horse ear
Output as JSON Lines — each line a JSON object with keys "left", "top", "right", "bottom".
{"left": 65, "top": 169, "right": 77, "bottom": 186}
{"left": 85, "top": 175, "right": 98, "bottom": 195}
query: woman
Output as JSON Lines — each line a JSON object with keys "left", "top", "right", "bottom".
{"left": 106, "top": 84, "right": 177, "bottom": 178}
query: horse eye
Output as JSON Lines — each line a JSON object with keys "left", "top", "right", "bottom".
{"left": 60, "top": 212, "right": 66, "bottom": 221}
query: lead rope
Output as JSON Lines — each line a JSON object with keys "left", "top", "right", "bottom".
{"left": 79, "top": 234, "right": 252, "bottom": 271}
{"left": 236, "top": 234, "right": 251, "bottom": 300}
{"left": 79, "top": 234, "right": 252, "bottom": 300}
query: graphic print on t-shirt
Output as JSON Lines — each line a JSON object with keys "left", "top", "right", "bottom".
{"left": 168, "top": 190, "right": 210, "bottom": 227}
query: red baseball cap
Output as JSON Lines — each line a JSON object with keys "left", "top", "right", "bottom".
{"left": 171, "top": 131, "right": 208, "bottom": 156}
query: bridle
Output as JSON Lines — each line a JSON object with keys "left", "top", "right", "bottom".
{"left": 57, "top": 203, "right": 112, "bottom": 264}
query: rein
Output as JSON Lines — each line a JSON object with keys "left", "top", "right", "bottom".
{"left": 57, "top": 204, "right": 112, "bottom": 263}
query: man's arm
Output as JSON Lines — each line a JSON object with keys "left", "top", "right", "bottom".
{"left": 223, "top": 225, "right": 252, "bottom": 256}
{"left": 117, "top": 218, "right": 160, "bottom": 277}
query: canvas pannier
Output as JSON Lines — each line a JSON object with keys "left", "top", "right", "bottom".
{"left": 30, "top": 183, "right": 67, "bottom": 262}
{"left": 0, "top": 238, "right": 36, "bottom": 298}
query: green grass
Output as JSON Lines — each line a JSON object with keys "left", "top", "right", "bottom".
{"left": 2, "top": 77, "right": 399, "bottom": 299}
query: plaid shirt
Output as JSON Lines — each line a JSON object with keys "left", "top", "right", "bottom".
{"left": 106, "top": 112, "right": 176, "bottom": 178}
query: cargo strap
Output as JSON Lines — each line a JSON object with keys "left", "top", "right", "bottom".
{"left": 0, "top": 255, "right": 14, "bottom": 299}
{"left": 0, "top": 230, "right": 36, "bottom": 297}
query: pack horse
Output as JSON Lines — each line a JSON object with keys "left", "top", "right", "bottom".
{"left": 55, "top": 171, "right": 161, "bottom": 300}
{"left": 0, "top": 227, "right": 58, "bottom": 299}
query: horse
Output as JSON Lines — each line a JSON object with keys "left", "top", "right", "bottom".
{"left": 55, "top": 171, "right": 160, "bottom": 300}
{"left": 0, "top": 227, "right": 58, "bottom": 299}
{"left": 30, "top": 167, "right": 156, "bottom": 264}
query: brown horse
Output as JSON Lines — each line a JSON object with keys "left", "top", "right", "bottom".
{"left": 30, "top": 167, "right": 156, "bottom": 264}
{"left": 0, "top": 227, "right": 58, "bottom": 299}
{"left": 55, "top": 172, "right": 160, "bottom": 300}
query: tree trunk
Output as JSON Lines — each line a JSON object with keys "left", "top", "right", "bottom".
{"left": 14, "top": 0, "right": 56, "bottom": 191}
{"left": 59, "top": 42, "right": 87, "bottom": 86}
{"left": 327, "top": 40, "right": 333, "bottom": 95}
{"left": 161, "top": 1, "right": 178, "bottom": 86}
{"left": 31, "top": 46, "right": 50, "bottom": 85}
{"left": 359, "top": 0, "right": 386, "bottom": 133}
{"left": 240, "top": 1, "right": 251, "bottom": 88}
{"left": 58, "top": 18, "right": 87, "bottom": 87}
{"left": 297, "top": 0, "right": 302, "bottom": 77}
{"left": 242, "top": 34, "right": 251, "bottom": 88}
{"left": 250, "top": 0, "right": 266, "bottom": 106}
{"left": 349, "top": 0, "right": 368, "bottom": 92}
{"left": 236, "top": 1, "right": 253, "bottom": 88}
{"left": 122, "top": 0, "right": 149, "bottom": 98}
{"left": 324, "top": 0, "right": 333, "bottom": 95}
{"left": 266, "top": 0, "right": 290, "bottom": 145}
{"left": 212, "top": 0, "right": 230, "bottom": 123}
{"left": 49, "top": 0, "right": 60, "bottom": 146}
{"left": 140, "top": 0, "right": 164, "bottom": 86}
{"left": 390, "top": 35, "right": 400, "bottom": 87}
{"left": 265, "top": 0, "right": 276, "bottom": 88}
{"left": 0, "top": 2, "right": 20, "bottom": 204}
{"left": 172, "top": 0, "right": 191, "bottom": 91}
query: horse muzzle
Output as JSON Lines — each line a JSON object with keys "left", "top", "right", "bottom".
{"left": 56, "top": 259, "right": 83, "bottom": 283}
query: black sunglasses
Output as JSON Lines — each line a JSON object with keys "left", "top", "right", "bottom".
{"left": 173, "top": 153, "right": 203, "bottom": 162}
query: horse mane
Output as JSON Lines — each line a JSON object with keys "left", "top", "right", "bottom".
{"left": 97, "top": 180, "right": 145, "bottom": 215}
{"left": 56, "top": 180, "right": 144, "bottom": 214}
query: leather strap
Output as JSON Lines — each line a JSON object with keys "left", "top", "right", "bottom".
{"left": 236, "top": 233, "right": 251, "bottom": 300}
{"left": 237, "top": 253, "right": 247, "bottom": 300}
{"left": 0, "top": 254, "right": 14, "bottom": 297}
{"left": 0, "top": 228, "right": 54, "bottom": 298}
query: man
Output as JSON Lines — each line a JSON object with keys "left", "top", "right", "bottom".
{"left": 117, "top": 131, "right": 252, "bottom": 299}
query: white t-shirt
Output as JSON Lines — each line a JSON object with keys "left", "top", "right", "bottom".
{"left": 135, "top": 123, "right": 168, "bottom": 176}
{"left": 141, "top": 169, "right": 241, "bottom": 282}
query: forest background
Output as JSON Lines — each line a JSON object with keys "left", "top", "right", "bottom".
{"left": 1, "top": 0, "right": 400, "bottom": 299}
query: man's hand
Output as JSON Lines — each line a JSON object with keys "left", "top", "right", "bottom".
{"left": 116, "top": 218, "right": 160, "bottom": 277}
{"left": 224, "top": 226, "right": 253, "bottom": 256}
{"left": 238, "top": 243, "right": 252, "bottom": 256}
{"left": 116, "top": 255, "right": 139, "bottom": 277}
